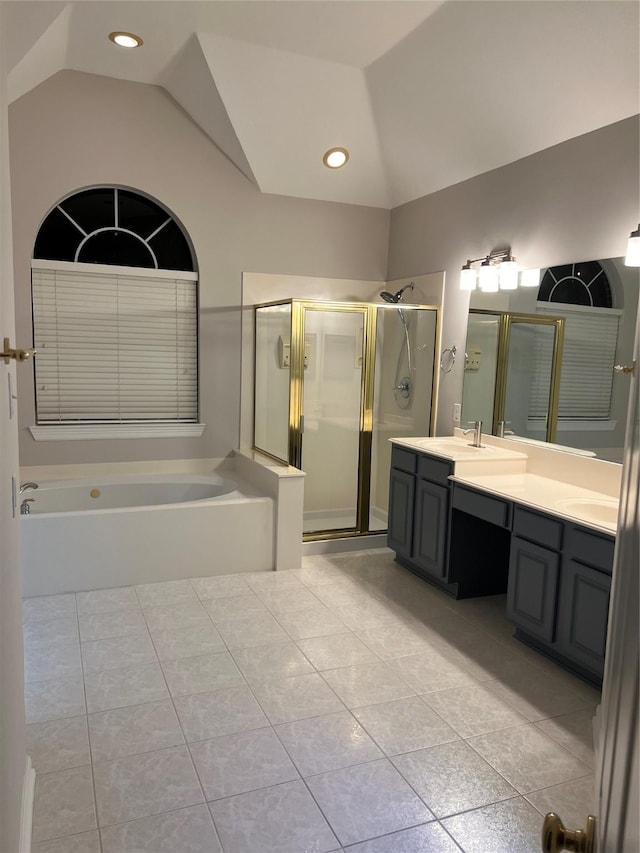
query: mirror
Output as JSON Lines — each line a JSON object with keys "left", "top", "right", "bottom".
{"left": 462, "top": 257, "right": 639, "bottom": 463}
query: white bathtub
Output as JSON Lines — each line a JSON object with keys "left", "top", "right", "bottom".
{"left": 21, "top": 473, "right": 275, "bottom": 596}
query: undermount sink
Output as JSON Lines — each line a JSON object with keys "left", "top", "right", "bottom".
{"left": 414, "top": 439, "right": 496, "bottom": 454}
{"left": 557, "top": 497, "right": 619, "bottom": 526}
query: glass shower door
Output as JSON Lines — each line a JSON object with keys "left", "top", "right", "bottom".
{"left": 502, "top": 316, "right": 564, "bottom": 443}
{"left": 254, "top": 303, "right": 292, "bottom": 462}
{"left": 299, "top": 305, "right": 367, "bottom": 534}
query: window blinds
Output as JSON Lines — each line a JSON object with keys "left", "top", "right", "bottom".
{"left": 32, "top": 263, "right": 198, "bottom": 423}
{"left": 529, "top": 305, "right": 620, "bottom": 420}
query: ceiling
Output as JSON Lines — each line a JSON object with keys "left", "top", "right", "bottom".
{"left": 5, "top": 0, "right": 639, "bottom": 209}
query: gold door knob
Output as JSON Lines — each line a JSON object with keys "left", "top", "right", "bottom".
{"left": 542, "top": 813, "right": 596, "bottom": 853}
{"left": 2, "top": 337, "right": 37, "bottom": 364}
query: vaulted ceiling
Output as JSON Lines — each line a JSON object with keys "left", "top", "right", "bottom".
{"left": 5, "top": 0, "right": 639, "bottom": 209}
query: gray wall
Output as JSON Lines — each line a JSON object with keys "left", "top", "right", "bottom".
{"left": 9, "top": 71, "right": 389, "bottom": 466}
{"left": 387, "top": 115, "right": 640, "bottom": 433}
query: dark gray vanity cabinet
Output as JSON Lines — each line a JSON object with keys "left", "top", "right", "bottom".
{"left": 507, "top": 507, "right": 564, "bottom": 643}
{"left": 507, "top": 537, "right": 560, "bottom": 644}
{"left": 413, "top": 478, "right": 449, "bottom": 579}
{"left": 387, "top": 466, "right": 415, "bottom": 559}
{"left": 387, "top": 448, "right": 615, "bottom": 685}
{"left": 507, "top": 505, "right": 613, "bottom": 685}
{"left": 388, "top": 446, "right": 452, "bottom": 584}
{"left": 555, "top": 526, "right": 614, "bottom": 677}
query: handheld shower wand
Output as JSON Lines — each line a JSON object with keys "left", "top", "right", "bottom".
{"left": 379, "top": 283, "right": 415, "bottom": 378}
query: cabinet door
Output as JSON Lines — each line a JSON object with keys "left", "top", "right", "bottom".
{"left": 387, "top": 468, "right": 415, "bottom": 558}
{"left": 412, "top": 479, "right": 449, "bottom": 579}
{"left": 507, "top": 536, "right": 559, "bottom": 643}
{"left": 557, "top": 559, "right": 610, "bottom": 677}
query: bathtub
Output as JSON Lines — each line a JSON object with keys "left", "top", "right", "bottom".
{"left": 20, "top": 473, "right": 275, "bottom": 596}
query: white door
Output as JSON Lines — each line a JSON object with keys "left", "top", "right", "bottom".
{"left": 542, "top": 305, "right": 639, "bottom": 852}
{"left": 0, "top": 11, "right": 29, "bottom": 851}
{"left": 594, "top": 305, "right": 639, "bottom": 852}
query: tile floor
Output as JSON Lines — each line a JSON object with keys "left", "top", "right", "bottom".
{"left": 23, "top": 549, "right": 599, "bottom": 852}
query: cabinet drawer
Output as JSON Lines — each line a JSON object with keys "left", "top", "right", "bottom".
{"left": 566, "top": 526, "right": 615, "bottom": 574}
{"left": 513, "top": 506, "right": 563, "bottom": 551}
{"left": 418, "top": 454, "right": 453, "bottom": 486}
{"left": 391, "top": 446, "right": 417, "bottom": 474}
{"left": 452, "top": 485, "right": 511, "bottom": 528}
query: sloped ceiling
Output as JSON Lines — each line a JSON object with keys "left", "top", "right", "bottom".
{"left": 5, "top": 0, "right": 639, "bottom": 209}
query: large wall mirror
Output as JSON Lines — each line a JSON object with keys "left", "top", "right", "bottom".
{"left": 461, "top": 257, "right": 639, "bottom": 463}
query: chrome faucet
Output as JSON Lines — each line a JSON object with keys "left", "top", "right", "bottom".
{"left": 462, "top": 420, "right": 483, "bottom": 448}
{"left": 20, "top": 498, "right": 35, "bottom": 515}
{"left": 20, "top": 482, "right": 39, "bottom": 494}
{"left": 497, "top": 421, "right": 515, "bottom": 437}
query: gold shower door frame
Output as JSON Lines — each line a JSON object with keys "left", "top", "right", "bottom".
{"left": 470, "top": 309, "right": 565, "bottom": 443}
{"left": 253, "top": 299, "right": 441, "bottom": 541}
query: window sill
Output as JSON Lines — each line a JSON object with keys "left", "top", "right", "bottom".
{"left": 29, "top": 424, "right": 206, "bottom": 441}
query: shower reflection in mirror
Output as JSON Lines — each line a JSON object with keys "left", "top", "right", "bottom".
{"left": 461, "top": 257, "right": 639, "bottom": 462}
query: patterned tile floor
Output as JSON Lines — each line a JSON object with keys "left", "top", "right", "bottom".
{"left": 23, "top": 549, "right": 599, "bottom": 852}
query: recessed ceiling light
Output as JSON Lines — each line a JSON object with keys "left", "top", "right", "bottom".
{"left": 108, "top": 31, "right": 143, "bottom": 49}
{"left": 323, "top": 148, "right": 349, "bottom": 169}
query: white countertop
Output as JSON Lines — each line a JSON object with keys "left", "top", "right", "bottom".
{"left": 390, "top": 435, "right": 618, "bottom": 535}
{"left": 390, "top": 436, "right": 528, "bottom": 462}
{"left": 449, "top": 471, "right": 618, "bottom": 535}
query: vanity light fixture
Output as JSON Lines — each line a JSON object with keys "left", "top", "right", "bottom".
{"left": 108, "top": 31, "right": 143, "bottom": 48}
{"left": 323, "top": 147, "right": 349, "bottom": 169}
{"left": 624, "top": 224, "right": 640, "bottom": 266}
{"left": 460, "top": 248, "right": 517, "bottom": 292}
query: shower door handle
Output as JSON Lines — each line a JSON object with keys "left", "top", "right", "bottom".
{"left": 2, "top": 337, "right": 37, "bottom": 364}
{"left": 300, "top": 416, "right": 304, "bottom": 434}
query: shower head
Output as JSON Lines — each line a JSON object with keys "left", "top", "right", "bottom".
{"left": 379, "top": 282, "right": 415, "bottom": 304}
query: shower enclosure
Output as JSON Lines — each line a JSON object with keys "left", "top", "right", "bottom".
{"left": 253, "top": 299, "right": 440, "bottom": 539}
{"left": 461, "top": 309, "right": 565, "bottom": 442}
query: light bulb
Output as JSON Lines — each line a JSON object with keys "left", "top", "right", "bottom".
{"left": 459, "top": 265, "right": 476, "bottom": 291}
{"left": 108, "top": 31, "right": 143, "bottom": 48}
{"left": 520, "top": 268, "right": 541, "bottom": 288}
{"left": 625, "top": 226, "right": 640, "bottom": 267}
{"left": 498, "top": 260, "right": 519, "bottom": 290}
{"left": 478, "top": 261, "right": 499, "bottom": 292}
{"left": 323, "top": 148, "right": 349, "bottom": 169}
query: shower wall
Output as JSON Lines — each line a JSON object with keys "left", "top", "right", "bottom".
{"left": 370, "top": 307, "right": 438, "bottom": 522}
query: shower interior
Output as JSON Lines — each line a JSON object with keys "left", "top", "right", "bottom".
{"left": 253, "top": 297, "right": 439, "bottom": 539}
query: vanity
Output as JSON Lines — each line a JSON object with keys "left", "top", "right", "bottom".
{"left": 388, "top": 433, "right": 619, "bottom": 686}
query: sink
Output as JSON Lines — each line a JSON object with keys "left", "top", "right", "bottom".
{"left": 557, "top": 498, "right": 618, "bottom": 526}
{"left": 414, "top": 439, "right": 496, "bottom": 455}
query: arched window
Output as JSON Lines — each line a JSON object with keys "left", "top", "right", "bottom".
{"left": 31, "top": 188, "right": 200, "bottom": 433}
{"left": 538, "top": 261, "right": 613, "bottom": 307}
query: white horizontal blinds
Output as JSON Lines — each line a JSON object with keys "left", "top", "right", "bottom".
{"left": 529, "top": 306, "right": 620, "bottom": 420}
{"left": 32, "top": 265, "right": 197, "bottom": 422}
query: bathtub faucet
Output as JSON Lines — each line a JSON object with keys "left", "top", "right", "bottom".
{"left": 20, "top": 482, "right": 38, "bottom": 494}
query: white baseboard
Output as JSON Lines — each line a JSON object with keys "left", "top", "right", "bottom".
{"left": 19, "top": 756, "right": 35, "bottom": 853}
